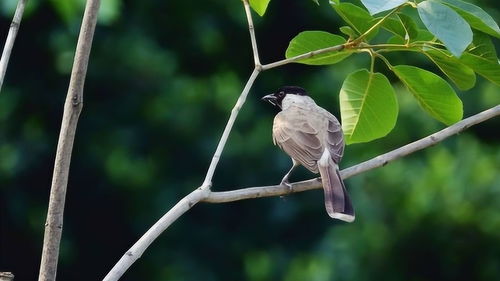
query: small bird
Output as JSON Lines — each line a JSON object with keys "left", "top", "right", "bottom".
{"left": 262, "top": 86, "right": 354, "bottom": 222}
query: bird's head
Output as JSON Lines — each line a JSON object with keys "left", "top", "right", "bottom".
{"left": 261, "top": 86, "right": 308, "bottom": 109}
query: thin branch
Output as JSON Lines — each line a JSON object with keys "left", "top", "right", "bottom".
{"left": 104, "top": 3, "right": 262, "bottom": 279}
{"left": 102, "top": 188, "right": 210, "bottom": 281}
{"left": 103, "top": 104, "right": 499, "bottom": 281}
{"left": 374, "top": 52, "right": 393, "bottom": 70}
{"left": 243, "top": 0, "right": 260, "bottom": 66}
{"left": 261, "top": 4, "right": 408, "bottom": 71}
{"left": 103, "top": 0, "right": 499, "bottom": 279}
{"left": 38, "top": 1, "right": 101, "bottom": 281}
{"left": 201, "top": 68, "right": 260, "bottom": 189}
{"left": 200, "top": 0, "right": 262, "bottom": 189}
{"left": 203, "top": 105, "right": 500, "bottom": 203}
{"left": 261, "top": 44, "right": 345, "bottom": 70}
{"left": 0, "top": 0, "right": 27, "bottom": 92}
{"left": 103, "top": 67, "right": 261, "bottom": 281}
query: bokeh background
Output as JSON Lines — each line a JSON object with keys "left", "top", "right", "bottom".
{"left": 1, "top": 0, "right": 499, "bottom": 280}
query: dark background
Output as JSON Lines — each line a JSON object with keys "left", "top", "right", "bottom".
{"left": 1, "top": 0, "right": 499, "bottom": 280}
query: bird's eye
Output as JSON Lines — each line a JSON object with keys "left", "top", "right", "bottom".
{"left": 278, "top": 91, "right": 285, "bottom": 97}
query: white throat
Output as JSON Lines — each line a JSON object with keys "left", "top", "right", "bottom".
{"left": 281, "top": 95, "right": 316, "bottom": 110}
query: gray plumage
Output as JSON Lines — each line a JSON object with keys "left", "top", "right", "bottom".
{"left": 264, "top": 87, "right": 355, "bottom": 222}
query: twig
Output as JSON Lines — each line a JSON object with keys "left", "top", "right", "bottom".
{"left": 103, "top": 103, "right": 499, "bottom": 281}
{"left": 201, "top": 68, "right": 260, "bottom": 189}
{"left": 103, "top": 67, "right": 260, "bottom": 280}
{"left": 243, "top": 0, "right": 260, "bottom": 66}
{"left": 38, "top": 1, "right": 101, "bottom": 281}
{"left": 261, "top": 4, "right": 408, "bottom": 71}
{"left": 104, "top": 3, "right": 262, "bottom": 279}
{"left": 261, "top": 44, "right": 345, "bottom": 70}
{"left": 200, "top": 0, "right": 262, "bottom": 189}
{"left": 0, "top": 0, "right": 27, "bottom": 92}
{"left": 203, "top": 105, "right": 500, "bottom": 203}
{"left": 102, "top": 0, "right": 500, "bottom": 278}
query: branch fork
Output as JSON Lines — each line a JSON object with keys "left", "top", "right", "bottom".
{"left": 102, "top": 1, "right": 500, "bottom": 280}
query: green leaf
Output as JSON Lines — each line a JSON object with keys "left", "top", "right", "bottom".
{"left": 393, "top": 65, "right": 463, "bottom": 125}
{"left": 439, "top": 0, "right": 500, "bottom": 38}
{"left": 249, "top": 0, "right": 270, "bottom": 16}
{"left": 413, "top": 29, "right": 435, "bottom": 42}
{"left": 387, "top": 28, "right": 434, "bottom": 44}
{"left": 468, "top": 31, "right": 498, "bottom": 62}
{"left": 382, "top": 17, "right": 406, "bottom": 37}
{"left": 311, "top": 0, "right": 320, "bottom": 5}
{"left": 340, "top": 69, "right": 398, "bottom": 144}
{"left": 382, "top": 13, "right": 418, "bottom": 40}
{"left": 398, "top": 14, "right": 419, "bottom": 40}
{"left": 387, "top": 35, "right": 406, "bottom": 45}
{"left": 461, "top": 53, "right": 500, "bottom": 86}
{"left": 331, "top": 2, "right": 377, "bottom": 36}
{"left": 460, "top": 32, "right": 500, "bottom": 86}
{"left": 423, "top": 49, "right": 476, "bottom": 90}
{"left": 417, "top": 0, "right": 472, "bottom": 57}
{"left": 360, "top": 0, "right": 408, "bottom": 15}
{"left": 285, "top": 31, "right": 352, "bottom": 65}
{"left": 339, "top": 26, "right": 357, "bottom": 38}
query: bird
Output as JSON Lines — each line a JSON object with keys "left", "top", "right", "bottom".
{"left": 262, "top": 86, "right": 355, "bottom": 222}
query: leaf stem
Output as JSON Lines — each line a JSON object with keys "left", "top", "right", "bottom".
{"left": 357, "top": 43, "right": 411, "bottom": 49}
{"left": 353, "top": 5, "right": 403, "bottom": 44}
{"left": 369, "top": 50, "right": 375, "bottom": 73}
{"left": 374, "top": 52, "right": 393, "bottom": 70}
{"left": 412, "top": 40, "right": 444, "bottom": 46}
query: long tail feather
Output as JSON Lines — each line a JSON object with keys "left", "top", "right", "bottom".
{"left": 318, "top": 151, "right": 355, "bottom": 222}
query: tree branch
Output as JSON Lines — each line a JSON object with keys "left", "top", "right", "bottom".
{"left": 38, "top": 1, "right": 100, "bottom": 280}
{"left": 104, "top": 66, "right": 261, "bottom": 281}
{"left": 243, "top": 0, "right": 260, "bottom": 66}
{"left": 102, "top": 0, "right": 499, "bottom": 279}
{"left": 261, "top": 44, "right": 345, "bottom": 70}
{"left": 201, "top": 67, "right": 260, "bottom": 189}
{"left": 203, "top": 105, "right": 500, "bottom": 203}
{"left": 103, "top": 3, "right": 262, "bottom": 279}
{"left": 103, "top": 103, "right": 499, "bottom": 281}
{"left": 0, "top": 0, "right": 27, "bottom": 92}
{"left": 200, "top": 0, "right": 262, "bottom": 189}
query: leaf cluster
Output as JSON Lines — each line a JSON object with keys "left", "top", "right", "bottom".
{"left": 250, "top": 0, "right": 499, "bottom": 144}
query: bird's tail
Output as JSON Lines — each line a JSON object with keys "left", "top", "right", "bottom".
{"left": 318, "top": 150, "right": 355, "bottom": 222}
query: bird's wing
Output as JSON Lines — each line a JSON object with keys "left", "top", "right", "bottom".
{"left": 325, "top": 113, "right": 345, "bottom": 164}
{"left": 272, "top": 109, "right": 323, "bottom": 173}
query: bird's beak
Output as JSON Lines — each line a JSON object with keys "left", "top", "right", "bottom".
{"left": 261, "top": 93, "right": 277, "bottom": 106}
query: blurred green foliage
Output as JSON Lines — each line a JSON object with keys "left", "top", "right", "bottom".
{"left": 1, "top": 0, "right": 499, "bottom": 280}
